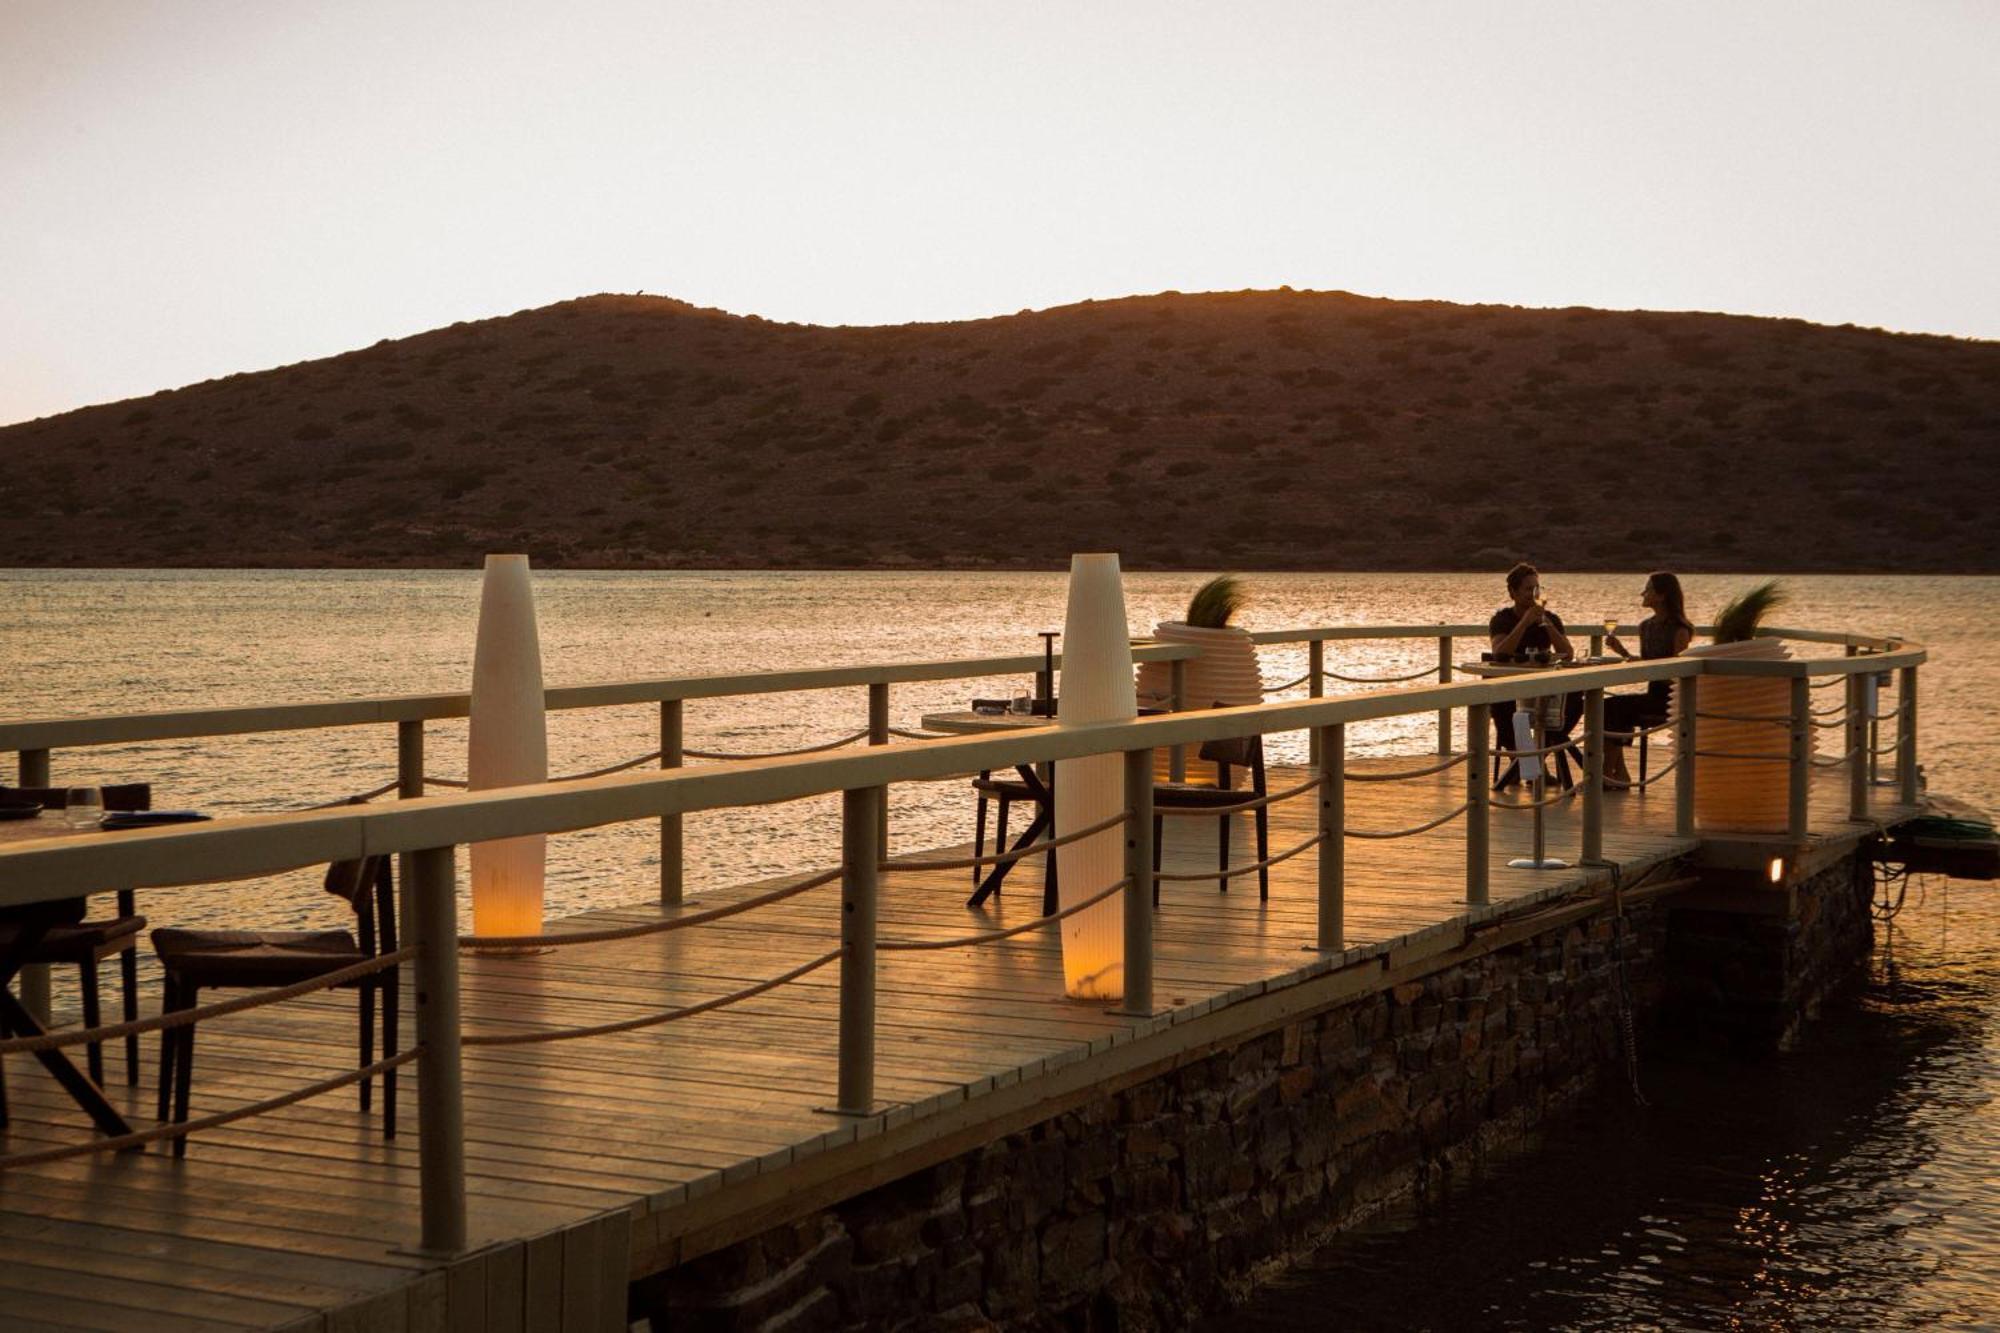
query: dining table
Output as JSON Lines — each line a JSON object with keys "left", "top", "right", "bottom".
{"left": 918, "top": 709, "right": 1060, "bottom": 911}
{"left": 0, "top": 810, "right": 142, "bottom": 1140}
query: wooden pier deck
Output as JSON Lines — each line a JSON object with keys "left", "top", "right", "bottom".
{"left": 0, "top": 756, "right": 1913, "bottom": 1331}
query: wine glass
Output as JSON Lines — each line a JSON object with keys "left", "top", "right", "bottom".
{"left": 65, "top": 786, "right": 103, "bottom": 829}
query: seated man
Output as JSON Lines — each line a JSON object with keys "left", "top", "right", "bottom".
{"left": 1489, "top": 563, "right": 1579, "bottom": 787}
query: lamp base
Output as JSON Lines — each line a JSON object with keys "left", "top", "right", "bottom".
{"left": 1507, "top": 856, "right": 1572, "bottom": 870}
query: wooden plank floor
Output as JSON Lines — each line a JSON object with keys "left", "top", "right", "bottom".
{"left": 0, "top": 754, "right": 1914, "bottom": 1330}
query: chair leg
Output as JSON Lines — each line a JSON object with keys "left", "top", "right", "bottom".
{"left": 994, "top": 799, "right": 1010, "bottom": 898}
{"left": 1217, "top": 810, "right": 1232, "bottom": 893}
{"left": 973, "top": 791, "right": 989, "bottom": 889}
{"left": 80, "top": 962, "right": 104, "bottom": 1087}
{"left": 1639, "top": 728, "right": 1650, "bottom": 785}
{"left": 173, "top": 1002, "right": 197, "bottom": 1159}
{"left": 1256, "top": 805, "right": 1271, "bottom": 902}
{"left": 120, "top": 944, "right": 140, "bottom": 1085}
{"left": 156, "top": 980, "right": 178, "bottom": 1125}
{"left": 382, "top": 974, "right": 399, "bottom": 1140}
{"left": 359, "top": 984, "right": 376, "bottom": 1114}
{"left": 1152, "top": 814, "right": 1163, "bottom": 907}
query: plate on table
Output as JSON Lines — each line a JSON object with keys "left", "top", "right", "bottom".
{"left": 0, "top": 803, "right": 42, "bottom": 821}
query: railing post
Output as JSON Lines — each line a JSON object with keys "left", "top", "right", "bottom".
{"left": 1436, "top": 635, "right": 1453, "bottom": 755}
{"left": 409, "top": 844, "right": 467, "bottom": 1256}
{"left": 660, "top": 699, "right": 684, "bottom": 906}
{"left": 396, "top": 720, "right": 426, "bottom": 946}
{"left": 15, "top": 745, "right": 53, "bottom": 1022}
{"left": 1316, "top": 723, "right": 1344, "bottom": 950}
{"left": 1788, "top": 675, "right": 1811, "bottom": 842}
{"left": 1846, "top": 673, "right": 1869, "bottom": 822}
{"left": 1307, "top": 639, "right": 1325, "bottom": 765}
{"left": 836, "top": 785, "right": 881, "bottom": 1115}
{"left": 17, "top": 747, "right": 50, "bottom": 787}
{"left": 1869, "top": 668, "right": 1883, "bottom": 788}
{"left": 1121, "top": 749, "right": 1154, "bottom": 1015}
{"left": 1168, "top": 660, "right": 1187, "bottom": 781}
{"left": 1898, "top": 665, "right": 1920, "bottom": 805}
{"left": 1466, "top": 704, "right": 1489, "bottom": 905}
{"left": 868, "top": 682, "right": 890, "bottom": 852}
{"left": 1676, "top": 673, "right": 1698, "bottom": 838}
{"left": 1582, "top": 688, "right": 1605, "bottom": 864}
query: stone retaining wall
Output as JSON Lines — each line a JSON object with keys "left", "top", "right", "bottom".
{"left": 634, "top": 855, "right": 1873, "bottom": 1331}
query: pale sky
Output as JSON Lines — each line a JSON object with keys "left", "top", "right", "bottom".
{"left": 3, "top": 0, "right": 1995, "bottom": 427}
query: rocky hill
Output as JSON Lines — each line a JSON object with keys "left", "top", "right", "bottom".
{"left": 3, "top": 290, "right": 1995, "bottom": 570}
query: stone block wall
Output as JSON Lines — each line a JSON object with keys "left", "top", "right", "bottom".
{"left": 1663, "top": 855, "right": 1874, "bottom": 1053}
{"left": 636, "top": 898, "right": 1671, "bottom": 1332}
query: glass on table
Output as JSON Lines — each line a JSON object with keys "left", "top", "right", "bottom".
{"left": 64, "top": 786, "right": 103, "bottom": 829}
{"left": 1010, "top": 691, "right": 1033, "bottom": 715}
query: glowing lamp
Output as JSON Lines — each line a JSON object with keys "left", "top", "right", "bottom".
{"left": 1768, "top": 857, "right": 1785, "bottom": 885}
{"left": 1054, "top": 553, "right": 1137, "bottom": 1000}
{"left": 467, "top": 554, "right": 549, "bottom": 938}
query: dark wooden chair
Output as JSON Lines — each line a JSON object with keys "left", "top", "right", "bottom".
{"left": 1152, "top": 735, "right": 1269, "bottom": 902}
{"left": 0, "top": 782, "right": 152, "bottom": 1087}
{"left": 152, "top": 855, "right": 398, "bottom": 1157}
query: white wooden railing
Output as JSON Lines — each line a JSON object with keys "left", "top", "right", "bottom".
{"left": 0, "top": 624, "right": 1925, "bottom": 1253}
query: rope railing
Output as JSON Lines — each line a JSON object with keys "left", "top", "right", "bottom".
{"left": 1693, "top": 749, "right": 1794, "bottom": 763}
{"left": 684, "top": 729, "right": 871, "bottom": 761}
{"left": 887, "top": 726, "right": 953, "bottom": 740}
{"left": 1813, "top": 746, "right": 1864, "bottom": 768}
{"left": 1620, "top": 755, "right": 1682, "bottom": 789}
{"left": 1326, "top": 664, "right": 1441, "bottom": 685}
{"left": 458, "top": 868, "right": 843, "bottom": 950}
{"left": 1344, "top": 803, "right": 1474, "bottom": 839}
{"left": 1809, "top": 713, "right": 1853, "bottom": 729}
{"left": 1155, "top": 775, "right": 1322, "bottom": 818}
{"left": 0, "top": 947, "right": 415, "bottom": 1056}
{"left": 0, "top": 1048, "right": 424, "bottom": 1169}
{"left": 1870, "top": 739, "right": 1904, "bottom": 757}
{"left": 460, "top": 949, "right": 844, "bottom": 1047}
{"left": 1262, "top": 672, "right": 1312, "bottom": 692}
{"left": 878, "top": 875, "right": 1132, "bottom": 950}
{"left": 1154, "top": 833, "right": 1327, "bottom": 881}
{"left": 879, "top": 811, "right": 1125, "bottom": 874}
{"left": 1810, "top": 700, "right": 1848, "bottom": 717}
{"left": 1601, "top": 719, "right": 1674, "bottom": 741}
{"left": 1694, "top": 710, "right": 1792, "bottom": 725}
{"left": 1810, "top": 675, "right": 1848, "bottom": 689}
{"left": 302, "top": 779, "right": 401, "bottom": 810}
{"left": 1345, "top": 753, "right": 1468, "bottom": 783}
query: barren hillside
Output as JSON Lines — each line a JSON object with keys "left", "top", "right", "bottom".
{"left": 3, "top": 289, "right": 1995, "bottom": 570}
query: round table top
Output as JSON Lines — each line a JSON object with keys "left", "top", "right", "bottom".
{"left": 918, "top": 709, "right": 1055, "bottom": 736}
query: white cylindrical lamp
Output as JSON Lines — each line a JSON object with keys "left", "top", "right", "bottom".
{"left": 1054, "top": 553, "right": 1137, "bottom": 1000}
{"left": 468, "top": 554, "right": 549, "bottom": 938}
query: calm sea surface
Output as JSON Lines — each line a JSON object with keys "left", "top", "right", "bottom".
{"left": 5, "top": 569, "right": 1998, "bottom": 1329}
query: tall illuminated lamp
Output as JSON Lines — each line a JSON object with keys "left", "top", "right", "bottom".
{"left": 468, "top": 553, "right": 549, "bottom": 942}
{"left": 1054, "top": 552, "right": 1137, "bottom": 1000}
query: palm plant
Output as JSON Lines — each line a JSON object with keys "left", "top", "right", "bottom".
{"left": 1185, "top": 574, "right": 1247, "bottom": 629}
{"left": 1711, "top": 579, "right": 1786, "bottom": 644}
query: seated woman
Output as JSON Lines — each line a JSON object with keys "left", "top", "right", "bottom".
{"left": 1488, "top": 563, "right": 1579, "bottom": 788}
{"left": 1602, "top": 571, "right": 1694, "bottom": 786}
{"left": 1488, "top": 562, "right": 1574, "bottom": 663}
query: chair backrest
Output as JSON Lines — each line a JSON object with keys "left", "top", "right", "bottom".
{"left": 1195, "top": 735, "right": 1262, "bottom": 772}
{"left": 322, "top": 856, "right": 396, "bottom": 956}
{"left": 1, "top": 783, "right": 152, "bottom": 812}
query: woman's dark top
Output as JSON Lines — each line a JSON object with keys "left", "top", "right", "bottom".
{"left": 1634, "top": 614, "right": 1688, "bottom": 706}
{"left": 1489, "top": 604, "right": 1565, "bottom": 656}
